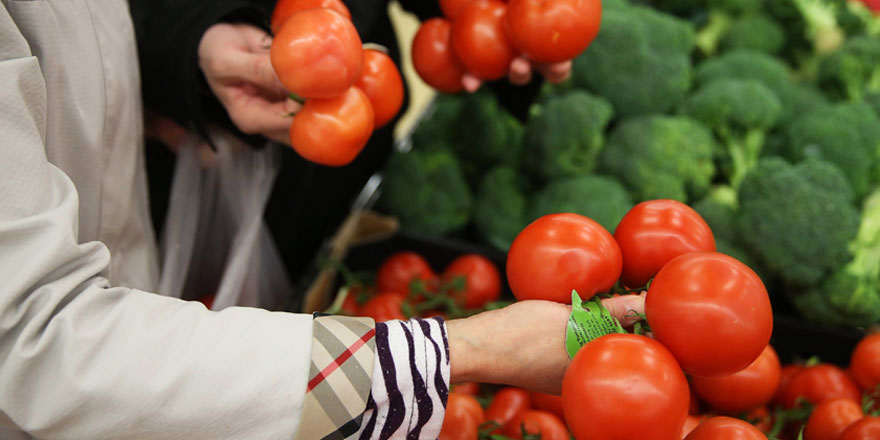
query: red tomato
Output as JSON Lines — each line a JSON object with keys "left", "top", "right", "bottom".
{"left": 684, "top": 416, "right": 766, "bottom": 439}
{"left": 442, "top": 254, "right": 502, "bottom": 309}
{"left": 840, "top": 417, "right": 880, "bottom": 440}
{"left": 688, "top": 381, "right": 701, "bottom": 415}
{"left": 614, "top": 200, "right": 716, "bottom": 288}
{"left": 646, "top": 252, "right": 772, "bottom": 377}
{"left": 504, "top": 410, "right": 569, "bottom": 440}
{"left": 451, "top": 382, "right": 480, "bottom": 396}
{"left": 289, "top": 86, "right": 374, "bottom": 166}
{"left": 774, "top": 364, "right": 805, "bottom": 406}
{"left": 745, "top": 406, "right": 774, "bottom": 434}
{"left": 851, "top": 333, "right": 880, "bottom": 392}
{"left": 504, "top": 0, "right": 602, "bottom": 63}
{"left": 681, "top": 415, "right": 706, "bottom": 439}
{"left": 341, "top": 293, "right": 360, "bottom": 315}
{"left": 858, "top": 0, "right": 880, "bottom": 13}
{"left": 439, "top": 393, "right": 484, "bottom": 440}
{"left": 411, "top": 18, "right": 466, "bottom": 93}
{"left": 562, "top": 334, "right": 690, "bottom": 440}
{"left": 692, "top": 345, "right": 781, "bottom": 414}
{"left": 354, "top": 49, "right": 404, "bottom": 128}
{"left": 485, "top": 388, "right": 531, "bottom": 433}
{"left": 782, "top": 364, "right": 861, "bottom": 409}
{"left": 507, "top": 213, "right": 622, "bottom": 303}
{"left": 804, "top": 397, "right": 864, "bottom": 440}
{"left": 270, "top": 8, "right": 363, "bottom": 99}
{"left": 376, "top": 252, "right": 438, "bottom": 296}
{"left": 359, "top": 292, "right": 408, "bottom": 322}
{"left": 450, "top": 1, "right": 519, "bottom": 81}
{"left": 270, "top": 0, "right": 351, "bottom": 34}
{"left": 531, "top": 392, "right": 564, "bottom": 421}
{"left": 440, "top": 0, "right": 475, "bottom": 19}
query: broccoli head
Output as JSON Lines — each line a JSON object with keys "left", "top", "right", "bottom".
{"left": 529, "top": 175, "right": 634, "bottom": 234}
{"left": 600, "top": 115, "right": 718, "bottom": 203}
{"left": 379, "top": 149, "right": 473, "bottom": 236}
{"left": 683, "top": 78, "right": 782, "bottom": 186}
{"left": 737, "top": 157, "right": 860, "bottom": 286}
{"left": 409, "top": 93, "right": 463, "bottom": 152}
{"left": 523, "top": 90, "right": 613, "bottom": 180}
{"left": 720, "top": 14, "right": 787, "bottom": 55}
{"left": 692, "top": 185, "right": 740, "bottom": 244}
{"left": 818, "top": 36, "right": 880, "bottom": 101}
{"left": 472, "top": 166, "right": 532, "bottom": 251}
{"left": 452, "top": 90, "right": 524, "bottom": 169}
{"left": 571, "top": 3, "right": 695, "bottom": 117}
{"left": 784, "top": 101, "right": 880, "bottom": 199}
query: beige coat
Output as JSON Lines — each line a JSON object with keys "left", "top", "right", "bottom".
{"left": 0, "top": 1, "right": 312, "bottom": 438}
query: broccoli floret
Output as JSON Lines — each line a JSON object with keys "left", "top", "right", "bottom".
{"left": 472, "top": 166, "right": 532, "bottom": 251}
{"left": 692, "top": 185, "right": 740, "bottom": 244}
{"left": 409, "top": 93, "right": 463, "bottom": 152}
{"left": 600, "top": 115, "right": 718, "bottom": 203}
{"left": 571, "top": 4, "right": 695, "bottom": 117}
{"left": 709, "top": 0, "right": 764, "bottom": 14}
{"left": 737, "top": 157, "right": 860, "bottom": 286}
{"left": 818, "top": 36, "right": 880, "bottom": 101}
{"left": 867, "top": 93, "right": 880, "bottom": 118}
{"left": 379, "top": 149, "right": 473, "bottom": 236}
{"left": 719, "top": 14, "right": 787, "bottom": 55}
{"left": 649, "top": 0, "right": 706, "bottom": 17}
{"left": 766, "top": 0, "right": 846, "bottom": 61}
{"left": 529, "top": 175, "right": 634, "bottom": 234}
{"left": 683, "top": 78, "right": 782, "bottom": 186}
{"left": 784, "top": 101, "right": 880, "bottom": 199}
{"left": 452, "top": 90, "right": 524, "bottom": 169}
{"left": 523, "top": 91, "right": 613, "bottom": 180}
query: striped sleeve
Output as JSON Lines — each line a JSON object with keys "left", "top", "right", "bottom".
{"left": 354, "top": 317, "right": 451, "bottom": 440}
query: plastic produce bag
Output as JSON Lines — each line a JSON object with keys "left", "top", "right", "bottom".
{"left": 157, "top": 128, "right": 292, "bottom": 311}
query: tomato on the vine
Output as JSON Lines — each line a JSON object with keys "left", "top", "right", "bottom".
{"left": 450, "top": 0, "right": 518, "bottom": 81}
{"left": 745, "top": 407, "right": 774, "bottom": 434}
{"left": 684, "top": 416, "right": 766, "bottom": 439}
{"left": 507, "top": 213, "right": 621, "bottom": 303}
{"left": 562, "top": 334, "right": 689, "bottom": 440}
{"left": 376, "top": 252, "right": 438, "bottom": 296}
{"left": 782, "top": 364, "right": 861, "bottom": 409}
{"left": 354, "top": 49, "right": 404, "bottom": 129}
{"left": 359, "top": 292, "right": 408, "bottom": 323}
{"left": 531, "top": 392, "right": 564, "bottom": 421}
{"left": 692, "top": 345, "right": 781, "bottom": 414}
{"left": 774, "top": 364, "right": 805, "bottom": 406}
{"left": 504, "top": 0, "right": 602, "bottom": 63}
{"left": 411, "top": 18, "right": 466, "bottom": 93}
{"left": 270, "top": 8, "right": 363, "bottom": 99}
{"left": 485, "top": 388, "right": 531, "bottom": 433}
{"left": 804, "top": 397, "right": 864, "bottom": 440}
{"left": 840, "top": 417, "right": 880, "bottom": 440}
{"left": 289, "top": 86, "right": 374, "bottom": 166}
{"left": 850, "top": 333, "right": 880, "bottom": 392}
{"left": 451, "top": 382, "right": 480, "bottom": 396}
{"left": 681, "top": 415, "right": 707, "bottom": 439}
{"left": 504, "top": 410, "right": 569, "bottom": 440}
{"left": 442, "top": 254, "right": 501, "bottom": 309}
{"left": 614, "top": 199, "right": 716, "bottom": 288}
{"left": 646, "top": 252, "right": 772, "bottom": 377}
{"left": 439, "top": 393, "right": 484, "bottom": 440}
{"left": 440, "top": 0, "right": 475, "bottom": 19}
{"left": 270, "top": 0, "right": 351, "bottom": 34}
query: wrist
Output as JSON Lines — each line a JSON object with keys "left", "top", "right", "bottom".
{"left": 446, "top": 317, "right": 485, "bottom": 384}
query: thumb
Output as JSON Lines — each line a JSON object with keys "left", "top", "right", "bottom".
{"left": 222, "top": 50, "right": 286, "bottom": 93}
{"left": 601, "top": 293, "right": 646, "bottom": 327}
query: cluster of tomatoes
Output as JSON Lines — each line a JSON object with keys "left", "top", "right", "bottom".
{"left": 333, "top": 251, "right": 504, "bottom": 322}
{"left": 269, "top": 0, "right": 404, "bottom": 166}
{"left": 411, "top": 0, "right": 601, "bottom": 92}
{"left": 442, "top": 385, "right": 569, "bottom": 440}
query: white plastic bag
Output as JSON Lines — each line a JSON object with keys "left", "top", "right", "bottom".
{"left": 157, "top": 128, "right": 292, "bottom": 311}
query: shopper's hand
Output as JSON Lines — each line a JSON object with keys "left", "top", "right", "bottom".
{"left": 198, "top": 23, "right": 300, "bottom": 145}
{"left": 446, "top": 294, "right": 645, "bottom": 395}
{"left": 461, "top": 56, "right": 572, "bottom": 93}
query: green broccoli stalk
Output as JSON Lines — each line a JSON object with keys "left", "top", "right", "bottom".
{"left": 379, "top": 149, "right": 473, "bottom": 236}
{"left": 472, "top": 166, "right": 532, "bottom": 251}
{"left": 683, "top": 78, "right": 783, "bottom": 186}
{"left": 523, "top": 91, "right": 613, "bottom": 181}
{"left": 737, "top": 158, "right": 860, "bottom": 287}
{"left": 600, "top": 115, "right": 718, "bottom": 203}
{"left": 818, "top": 36, "right": 880, "bottom": 101}
{"left": 791, "top": 0, "right": 846, "bottom": 55}
{"left": 529, "top": 175, "right": 635, "bottom": 234}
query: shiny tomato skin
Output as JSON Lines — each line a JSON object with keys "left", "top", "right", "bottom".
{"left": 681, "top": 415, "right": 706, "bottom": 439}
{"left": 451, "top": 382, "right": 480, "bottom": 396}
{"left": 440, "top": 0, "right": 475, "bottom": 19}
{"left": 450, "top": 1, "right": 519, "bottom": 81}
{"left": 840, "top": 417, "right": 880, "bottom": 440}
{"left": 531, "top": 392, "right": 564, "bottom": 421}
{"left": 804, "top": 397, "right": 864, "bottom": 440}
{"left": 442, "top": 254, "right": 502, "bottom": 309}
{"left": 646, "top": 252, "right": 772, "bottom": 377}
{"left": 507, "top": 213, "right": 622, "bottom": 303}
{"left": 850, "top": 333, "right": 880, "bottom": 392}
{"left": 774, "top": 364, "right": 805, "bottom": 406}
{"left": 782, "top": 364, "right": 861, "bottom": 409}
{"left": 289, "top": 86, "right": 374, "bottom": 166}
{"left": 614, "top": 199, "right": 716, "bottom": 288}
{"left": 693, "top": 345, "right": 781, "bottom": 414}
{"left": 485, "top": 388, "right": 532, "bottom": 433}
{"left": 411, "top": 18, "right": 466, "bottom": 93}
{"left": 270, "top": 0, "right": 351, "bottom": 34}
{"left": 359, "top": 292, "right": 407, "bottom": 322}
{"left": 439, "top": 393, "right": 484, "bottom": 440}
{"left": 376, "top": 252, "right": 438, "bottom": 296}
{"left": 684, "top": 416, "right": 766, "bottom": 439}
{"left": 354, "top": 49, "right": 404, "bottom": 128}
{"left": 504, "top": 0, "right": 602, "bottom": 63}
{"left": 562, "top": 334, "right": 690, "bottom": 440}
{"left": 504, "top": 410, "right": 569, "bottom": 440}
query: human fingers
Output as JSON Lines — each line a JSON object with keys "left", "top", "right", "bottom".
{"left": 508, "top": 56, "right": 533, "bottom": 86}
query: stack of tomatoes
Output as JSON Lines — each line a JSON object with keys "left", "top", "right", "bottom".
{"left": 443, "top": 386, "right": 570, "bottom": 439}
{"left": 270, "top": 0, "right": 404, "bottom": 166}
{"left": 412, "top": 0, "right": 602, "bottom": 92}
